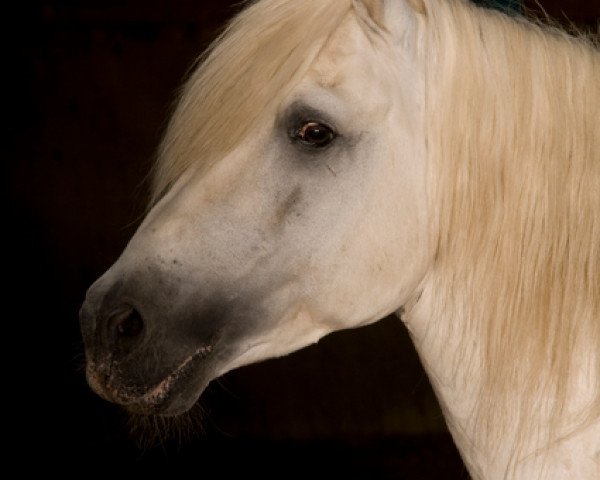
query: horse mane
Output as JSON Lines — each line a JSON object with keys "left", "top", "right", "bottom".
{"left": 421, "top": 0, "right": 600, "bottom": 467}
{"left": 151, "top": 0, "right": 354, "bottom": 203}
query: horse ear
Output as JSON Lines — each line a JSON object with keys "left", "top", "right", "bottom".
{"left": 406, "top": 0, "right": 426, "bottom": 15}
{"left": 355, "top": 0, "right": 426, "bottom": 37}
{"left": 356, "top": 0, "right": 385, "bottom": 27}
{"left": 357, "top": 0, "right": 426, "bottom": 25}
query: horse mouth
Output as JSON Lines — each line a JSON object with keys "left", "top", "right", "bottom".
{"left": 86, "top": 346, "right": 212, "bottom": 416}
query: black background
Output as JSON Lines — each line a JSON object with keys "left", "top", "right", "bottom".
{"left": 9, "top": 1, "right": 598, "bottom": 477}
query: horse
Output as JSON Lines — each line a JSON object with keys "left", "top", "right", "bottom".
{"left": 79, "top": 0, "right": 600, "bottom": 478}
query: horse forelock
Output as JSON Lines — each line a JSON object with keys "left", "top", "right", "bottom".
{"left": 151, "top": 0, "right": 359, "bottom": 205}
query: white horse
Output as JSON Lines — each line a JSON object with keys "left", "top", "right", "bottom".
{"left": 79, "top": 0, "right": 600, "bottom": 478}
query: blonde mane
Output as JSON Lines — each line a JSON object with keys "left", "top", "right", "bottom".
{"left": 152, "top": 0, "right": 354, "bottom": 203}
{"left": 422, "top": 0, "right": 600, "bottom": 468}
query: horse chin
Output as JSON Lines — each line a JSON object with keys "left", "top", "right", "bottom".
{"left": 122, "top": 385, "right": 204, "bottom": 417}
{"left": 86, "top": 347, "right": 212, "bottom": 417}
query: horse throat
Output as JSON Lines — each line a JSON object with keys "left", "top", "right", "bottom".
{"left": 400, "top": 288, "right": 600, "bottom": 480}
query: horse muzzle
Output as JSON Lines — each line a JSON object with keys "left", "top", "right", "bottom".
{"left": 84, "top": 346, "right": 212, "bottom": 416}
{"left": 78, "top": 268, "right": 230, "bottom": 416}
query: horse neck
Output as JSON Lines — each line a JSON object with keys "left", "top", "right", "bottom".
{"left": 401, "top": 292, "right": 600, "bottom": 480}
{"left": 398, "top": 4, "right": 600, "bottom": 477}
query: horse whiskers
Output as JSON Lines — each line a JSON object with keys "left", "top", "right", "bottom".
{"left": 126, "top": 401, "right": 208, "bottom": 450}
{"left": 72, "top": 355, "right": 87, "bottom": 374}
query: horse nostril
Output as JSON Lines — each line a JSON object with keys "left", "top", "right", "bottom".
{"left": 116, "top": 310, "right": 143, "bottom": 339}
{"left": 107, "top": 307, "right": 144, "bottom": 354}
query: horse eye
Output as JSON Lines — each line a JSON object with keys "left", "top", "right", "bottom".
{"left": 294, "top": 122, "right": 336, "bottom": 148}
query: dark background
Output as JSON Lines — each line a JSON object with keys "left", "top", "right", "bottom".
{"left": 9, "top": 1, "right": 597, "bottom": 477}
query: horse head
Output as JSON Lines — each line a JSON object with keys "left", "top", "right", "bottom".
{"left": 79, "top": 0, "right": 430, "bottom": 416}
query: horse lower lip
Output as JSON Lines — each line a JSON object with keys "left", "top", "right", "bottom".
{"left": 141, "top": 357, "right": 195, "bottom": 402}
{"left": 89, "top": 346, "right": 211, "bottom": 413}
{"left": 124, "top": 396, "right": 195, "bottom": 417}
